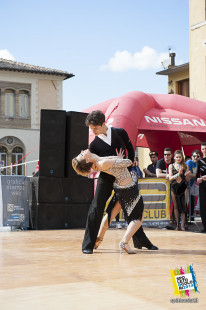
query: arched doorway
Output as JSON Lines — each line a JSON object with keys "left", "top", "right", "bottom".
{"left": 0, "top": 136, "right": 25, "bottom": 175}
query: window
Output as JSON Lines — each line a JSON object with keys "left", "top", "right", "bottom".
{"left": 12, "top": 147, "right": 24, "bottom": 175}
{"left": 177, "top": 79, "right": 189, "bottom": 97}
{"left": 19, "top": 91, "right": 29, "bottom": 117}
{"left": 5, "top": 89, "right": 15, "bottom": 117}
{"left": 0, "top": 146, "right": 8, "bottom": 175}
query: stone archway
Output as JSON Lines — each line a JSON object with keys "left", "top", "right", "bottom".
{"left": 0, "top": 136, "right": 25, "bottom": 175}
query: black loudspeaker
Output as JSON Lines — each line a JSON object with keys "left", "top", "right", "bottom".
{"left": 65, "top": 111, "right": 89, "bottom": 178}
{"left": 30, "top": 176, "right": 94, "bottom": 204}
{"left": 39, "top": 109, "right": 66, "bottom": 177}
{"left": 30, "top": 203, "right": 90, "bottom": 229}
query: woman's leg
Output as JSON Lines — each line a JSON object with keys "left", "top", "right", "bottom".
{"left": 95, "top": 201, "right": 121, "bottom": 246}
{"left": 171, "top": 191, "right": 179, "bottom": 229}
{"left": 119, "top": 216, "right": 143, "bottom": 254}
{"left": 121, "top": 217, "right": 143, "bottom": 244}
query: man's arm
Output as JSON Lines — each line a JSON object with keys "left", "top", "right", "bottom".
{"left": 144, "top": 167, "right": 156, "bottom": 177}
{"left": 156, "top": 168, "right": 167, "bottom": 178}
{"left": 186, "top": 161, "right": 196, "bottom": 178}
{"left": 156, "top": 159, "right": 169, "bottom": 179}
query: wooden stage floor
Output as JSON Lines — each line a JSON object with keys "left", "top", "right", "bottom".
{"left": 0, "top": 228, "right": 205, "bottom": 310}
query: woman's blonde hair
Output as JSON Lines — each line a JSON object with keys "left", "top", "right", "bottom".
{"left": 72, "top": 157, "right": 93, "bottom": 177}
{"left": 174, "top": 150, "right": 187, "bottom": 171}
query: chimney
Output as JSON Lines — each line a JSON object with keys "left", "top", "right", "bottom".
{"left": 169, "top": 53, "right": 176, "bottom": 67}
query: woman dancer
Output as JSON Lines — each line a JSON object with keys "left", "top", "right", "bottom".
{"left": 72, "top": 149, "right": 145, "bottom": 254}
{"left": 168, "top": 150, "right": 190, "bottom": 231}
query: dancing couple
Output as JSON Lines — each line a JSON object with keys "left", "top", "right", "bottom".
{"left": 73, "top": 149, "right": 145, "bottom": 253}
{"left": 72, "top": 110, "right": 158, "bottom": 254}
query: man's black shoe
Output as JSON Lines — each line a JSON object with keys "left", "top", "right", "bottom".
{"left": 82, "top": 249, "right": 93, "bottom": 254}
{"left": 201, "top": 229, "right": 206, "bottom": 233}
{"left": 136, "top": 245, "right": 158, "bottom": 250}
{"left": 148, "top": 245, "right": 159, "bottom": 250}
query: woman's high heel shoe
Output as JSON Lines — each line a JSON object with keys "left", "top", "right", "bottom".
{"left": 94, "top": 237, "right": 103, "bottom": 249}
{"left": 119, "top": 241, "right": 136, "bottom": 254}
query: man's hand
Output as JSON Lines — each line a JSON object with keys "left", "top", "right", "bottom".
{"left": 143, "top": 168, "right": 150, "bottom": 176}
{"left": 165, "top": 174, "right": 170, "bottom": 180}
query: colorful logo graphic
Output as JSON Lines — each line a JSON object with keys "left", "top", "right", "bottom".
{"left": 170, "top": 265, "right": 199, "bottom": 297}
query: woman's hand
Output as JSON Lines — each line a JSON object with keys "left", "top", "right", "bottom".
{"left": 179, "top": 165, "right": 184, "bottom": 174}
{"left": 116, "top": 148, "right": 125, "bottom": 159}
{"left": 185, "top": 171, "right": 191, "bottom": 176}
{"left": 197, "top": 177, "right": 203, "bottom": 183}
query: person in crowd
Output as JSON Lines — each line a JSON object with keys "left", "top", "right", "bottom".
{"left": 185, "top": 155, "right": 191, "bottom": 162}
{"left": 143, "top": 151, "right": 158, "bottom": 178}
{"left": 81, "top": 110, "right": 157, "bottom": 254}
{"left": 72, "top": 149, "right": 157, "bottom": 254}
{"left": 186, "top": 150, "right": 201, "bottom": 221}
{"left": 130, "top": 157, "right": 143, "bottom": 185}
{"left": 168, "top": 150, "right": 190, "bottom": 231}
{"left": 196, "top": 142, "right": 206, "bottom": 233}
{"left": 156, "top": 148, "right": 173, "bottom": 179}
{"left": 115, "top": 213, "right": 122, "bottom": 229}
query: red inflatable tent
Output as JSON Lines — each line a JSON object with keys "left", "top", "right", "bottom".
{"left": 83, "top": 91, "right": 206, "bottom": 157}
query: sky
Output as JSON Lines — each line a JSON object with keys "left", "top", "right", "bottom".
{"left": 0, "top": 0, "right": 189, "bottom": 112}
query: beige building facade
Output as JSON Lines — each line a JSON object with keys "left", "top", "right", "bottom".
{"left": 156, "top": 0, "right": 206, "bottom": 100}
{"left": 139, "top": 0, "right": 206, "bottom": 173}
{"left": 0, "top": 59, "right": 73, "bottom": 176}
{"left": 189, "top": 0, "right": 206, "bottom": 101}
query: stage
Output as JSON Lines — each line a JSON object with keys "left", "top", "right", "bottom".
{"left": 0, "top": 228, "right": 205, "bottom": 309}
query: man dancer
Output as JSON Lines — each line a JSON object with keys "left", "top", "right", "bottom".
{"left": 82, "top": 110, "right": 158, "bottom": 254}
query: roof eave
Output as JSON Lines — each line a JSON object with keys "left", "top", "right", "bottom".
{"left": 156, "top": 63, "right": 189, "bottom": 76}
{"left": 0, "top": 67, "right": 74, "bottom": 79}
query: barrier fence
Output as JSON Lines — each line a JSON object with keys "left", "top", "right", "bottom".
{"left": 0, "top": 173, "right": 201, "bottom": 230}
{"left": 0, "top": 160, "right": 38, "bottom": 177}
{"left": 105, "top": 178, "right": 171, "bottom": 227}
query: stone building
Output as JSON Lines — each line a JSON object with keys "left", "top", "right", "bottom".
{"left": 0, "top": 58, "right": 73, "bottom": 176}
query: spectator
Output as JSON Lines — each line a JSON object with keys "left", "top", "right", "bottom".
{"left": 143, "top": 151, "right": 158, "bottom": 178}
{"left": 185, "top": 155, "right": 191, "bottom": 162}
{"left": 193, "top": 149, "right": 201, "bottom": 159}
{"left": 156, "top": 148, "right": 173, "bottom": 179}
{"left": 186, "top": 150, "right": 200, "bottom": 221}
{"left": 169, "top": 150, "right": 190, "bottom": 231}
{"left": 130, "top": 157, "right": 143, "bottom": 185}
{"left": 196, "top": 142, "right": 206, "bottom": 233}
{"left": 115, "top": 213, "right": 122, "bottom": 229}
